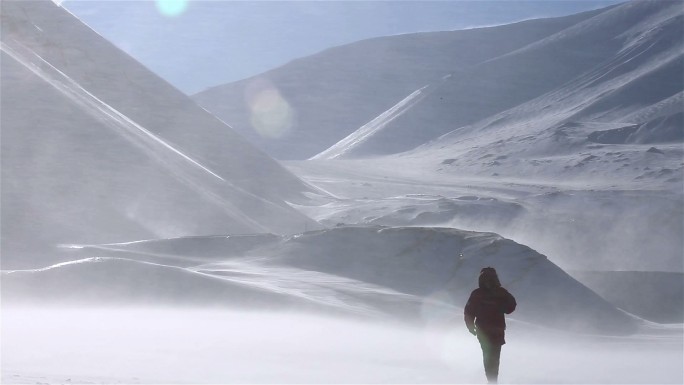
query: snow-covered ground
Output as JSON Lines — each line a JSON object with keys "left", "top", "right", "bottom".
{"left": 2, "top": 308, "right": 682, "bottom": 384}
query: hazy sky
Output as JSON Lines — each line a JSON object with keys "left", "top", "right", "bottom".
{"left": 61, "top": 0, "right": 624, "bottom": 94}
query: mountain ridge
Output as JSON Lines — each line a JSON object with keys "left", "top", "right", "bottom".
{"left": 320, "top": 0, "right": 682, "bottom": 159}
{"left": 193, "top": 6, "right": 609, "bottom": 160}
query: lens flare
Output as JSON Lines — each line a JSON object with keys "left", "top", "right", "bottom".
{"left": 245, "top": 79, "right": 295, "bottom": 139}
{"left": 156, "top": 0, "right": 188, "bottom": 17}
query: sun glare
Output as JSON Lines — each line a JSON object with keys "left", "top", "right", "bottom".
{"left": 245, "top": 79, "right": 295, "bottom": 139}
{"left": 156, "top": 0, "right": 188, "bottom": 17}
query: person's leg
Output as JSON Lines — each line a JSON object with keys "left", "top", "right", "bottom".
{"left": 478, "top": 333, "right": 493, "bottom": 383}
{"left": 478, "top": 332, "right": 502, "bottom": 384}
{"left": 487, "top": 343, "right": 502, "bottom": 383}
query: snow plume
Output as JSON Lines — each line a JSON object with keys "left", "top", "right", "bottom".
{"left": 419, "top": 189, "right": 684, "bottom": 273}
{"left": 501, "top": 190, "right": 684, "bottom": 273}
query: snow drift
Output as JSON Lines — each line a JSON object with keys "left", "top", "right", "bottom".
{"left": 3, "top": 226, "right": 640, "bottom": 335}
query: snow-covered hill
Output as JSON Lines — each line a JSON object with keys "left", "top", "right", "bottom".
{"left": 319, "top": 0, "right": 683, "bottom": 159}
{"left": 192, "top": 7, "right": 608, "bottom": 160}
{"left": 3, "top": 226, "right": 639, "bottom": 335}
{"left": 1, "top": 0, "right": 323, "bottom": 269}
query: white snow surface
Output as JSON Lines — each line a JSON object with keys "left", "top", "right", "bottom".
{"left": 2, "top": 308, "right": 682, "bottom": 384}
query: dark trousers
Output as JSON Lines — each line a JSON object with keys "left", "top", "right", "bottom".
{"left": 477, "top": 331, "right": 503, "bottom": 384}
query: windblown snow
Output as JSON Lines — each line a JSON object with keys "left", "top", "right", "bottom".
{"left": 2, "top": 0, "right": 682, "bottom": 384}
{"left": 3, "top": 226, "right": 682, "bottom": 383}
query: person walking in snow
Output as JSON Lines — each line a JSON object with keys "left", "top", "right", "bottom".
{"left": 464, "top": 267, "right": 517, "bottom": 384}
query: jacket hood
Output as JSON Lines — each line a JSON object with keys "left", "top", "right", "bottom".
{"left": 479, "top": 267, "right": 501, "bottom": 289}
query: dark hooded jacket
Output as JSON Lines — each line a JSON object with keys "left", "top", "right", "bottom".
{"left": 464, "top": 268, "right": 517, "bottom": 344}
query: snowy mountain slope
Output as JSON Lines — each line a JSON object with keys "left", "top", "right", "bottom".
{"left": 1, "top": 1, "right": 322, "bottom": 269}
{"left": 318, "top": 0, "right": 683, "bottom": 159}
{"left": 388, "top": 3, "right": 684, "bottom": 189}
{"left": 192, "top": 7, "right": 607, "bottom": 160}
{"left": 2, "top": 226, "right": 640, "bottom": 335}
